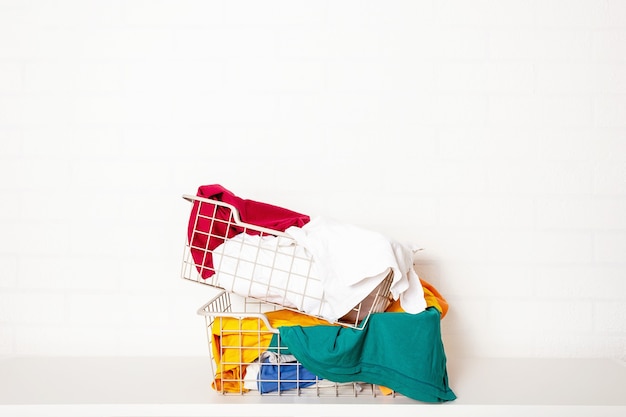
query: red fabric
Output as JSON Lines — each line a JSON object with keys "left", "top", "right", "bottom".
{"left": 187, "top": 184, "right": 310, "bottom": 279}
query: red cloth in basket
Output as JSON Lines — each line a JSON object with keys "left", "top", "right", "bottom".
{"left": 187, "top": 184, "right": 311, "bottom": 279}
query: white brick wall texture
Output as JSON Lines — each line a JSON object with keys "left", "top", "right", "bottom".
{"left": 0, "top": 0, "right": 624, "bottom": 360}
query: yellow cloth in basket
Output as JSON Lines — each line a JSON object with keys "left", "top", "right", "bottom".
{"left": 211, "top": 309, "right": 332, "bottom": 393}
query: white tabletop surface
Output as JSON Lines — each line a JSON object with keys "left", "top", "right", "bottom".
{"left": 1, "top": 355, "right": 625, "bottom": 417}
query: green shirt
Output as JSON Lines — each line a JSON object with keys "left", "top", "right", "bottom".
{"left": 277, "top": 307, "right": 456, "bottom": 403}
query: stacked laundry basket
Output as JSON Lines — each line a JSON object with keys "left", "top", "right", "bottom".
{"left": 180, "top": 185, "right": 456, "bottom": 402}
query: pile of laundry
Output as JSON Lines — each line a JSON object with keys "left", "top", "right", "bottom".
{"left": 186, "top": 184, "right": 457, "bottom": 403}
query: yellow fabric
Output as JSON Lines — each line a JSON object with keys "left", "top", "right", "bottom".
{"left": 384, "top": 278, "right": 448, "bottom": 318}
{"left": 266, "top": 309, "right": 333, "bottom": 328}
{"left": 211, "top": 309, "right": 333, "bottom": 393}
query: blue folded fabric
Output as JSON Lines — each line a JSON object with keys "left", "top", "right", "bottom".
{"left": 257, "top": 357, "right": 319, "bottom": 393}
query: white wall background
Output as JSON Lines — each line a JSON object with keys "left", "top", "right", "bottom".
{"left": 0, "top": 0, "right": 625, "bottom": 360}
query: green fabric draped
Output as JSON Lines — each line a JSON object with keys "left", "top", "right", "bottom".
{"left": 276, "top": 307, "right": 456, "bottom": 403}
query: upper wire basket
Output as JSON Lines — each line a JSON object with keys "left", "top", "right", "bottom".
{"left": 181, "top": 194, "right": 393, "bottom": 329}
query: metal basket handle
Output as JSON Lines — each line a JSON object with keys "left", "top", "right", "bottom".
{"left": 196, "top": 292, "right": 279, "bottom": 333}
{"left": 183, "top": 194, "right": 292, "bottom": 238}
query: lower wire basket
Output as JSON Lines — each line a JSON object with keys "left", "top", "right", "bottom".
{"left": 197, "top": 289, "right": 398, "bottom": 398}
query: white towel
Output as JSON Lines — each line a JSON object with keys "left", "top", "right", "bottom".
{"left": 211, "top": 233, "right": 332, "bottom": 317}
{"left": 212, "top": 217, "right": 426, "bottom": 322}
{"left": 286, "top": 216, "right": 426, "bottom": 315}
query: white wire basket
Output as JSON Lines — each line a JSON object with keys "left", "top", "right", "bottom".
{"left": 198, "top": 289, "right": 399, "bottom": 397}
{"left": 182, "top": 194, "right": 394, "bottom": 329}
